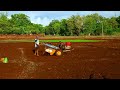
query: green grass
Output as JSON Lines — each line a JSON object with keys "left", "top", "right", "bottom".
{"left": 40, "top": 39, "right": 105, "bottom": 42}
{"left": 0, "top": 39, "right": 105, "bottom": 43}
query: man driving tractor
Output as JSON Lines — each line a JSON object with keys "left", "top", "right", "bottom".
{"left": 58, "top": 41, "right": 71, "bottom": 50}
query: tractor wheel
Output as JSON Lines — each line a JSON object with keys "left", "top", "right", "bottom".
{"left": 55, "top": 50, "right": 62, "bottom": 56}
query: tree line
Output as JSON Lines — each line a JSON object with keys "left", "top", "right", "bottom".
{"left": 0, "top": 12, "right": 120, "bottom": 36}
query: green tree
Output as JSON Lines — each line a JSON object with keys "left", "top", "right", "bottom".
{"left": 0, "top": 12, "right": 12, "bottom": 34}
{"left": 67, "top": 15, "right": 75, "bottom": 36}
{"left": 48, "top": 20, "right": 60, "bottom": 35}
{"left": 60, "top": 19, "right": 67, "bottom": 36}
{"left": 102, "top": 17, "right": 118, "bottom": 35}
{"left": 10, "top": 14, "right": 31, "bottom": 27}
{"left": 9, "top": 14, "right": 32, "bottom": 34}
{"left": 66, "top": 15, "right": 83, "bottom": 36}
{"left": 74, "top": 15, "right": 83, "bottom": 36}
{"left": 83, "top": 13, "right": 104, "bottom": 36}
{"left": 44, "top": 26, "right": 51, "bottom": 35}
{"left": 116, "top": 16, "right": 120, "bottom": 28}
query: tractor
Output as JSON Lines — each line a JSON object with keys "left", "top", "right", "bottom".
{"left": 43, "top": 43, "right": 62, "bottom": 56}
{"left": 43, "top": 42, "right": 72, "bottom": 56}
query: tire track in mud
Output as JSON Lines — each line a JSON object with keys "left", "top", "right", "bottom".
{"left": 16, "top": 48, "right": 44, "bottom": 79}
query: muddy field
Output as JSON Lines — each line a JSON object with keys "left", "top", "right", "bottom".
{"left": 0, "top": 37, "right": 120, "bottom": 79}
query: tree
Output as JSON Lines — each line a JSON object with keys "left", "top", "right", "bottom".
{"left": 44, "top": 26, "right": 51, "bottom": 35}
{"left": 67, "top": 15, "right": 75, "bottom": 36}
{"left": 116, "top": 16, "right": 120, "bottom": 28}
{"left": 83, "top": 13, "right": 104, "bottom": 36}
{"left": 60, "top": 19, "right": 67, "bottom": 36}
{"left": 9, "top": 14, "right": 32, "bottom": 34}
{"left": 102, "top": 17, "right": 119, "bottom": 35}
{"left": 83, "top": 16, "right": 95, "bottom": 35}
{"left": 31, "top": 23, "right": 44, "bottom": 34}
{"left": 0, "top": 12, "right": 12, "bottom": 34}
{"left": 10, "top": 14, "right": 31, "bottom": 27}
{"left": 74, "top": 15, "right": 83, "bottom": 36}
{"left": 48, "top": 20, "right": 60, "bottom": 35}
{"left": 52, "top": 22, "right": 61, "bottom": 35}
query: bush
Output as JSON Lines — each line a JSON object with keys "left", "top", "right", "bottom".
{"left": 0, "top": 28, "right": 3, "bottom": 34}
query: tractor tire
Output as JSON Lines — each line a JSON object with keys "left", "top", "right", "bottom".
{"left": 55, "top": 50, "right": 62, "bottom": 56}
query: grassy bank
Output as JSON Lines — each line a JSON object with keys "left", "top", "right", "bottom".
{"left": 0, "top": 39, "right": 105, "bottom": 43}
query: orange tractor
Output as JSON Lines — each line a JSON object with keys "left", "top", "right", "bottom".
{"left": 43, "top": 43, "right": 62, "bottom": 56}
{"left": 43, "top": 42, "right": 72, "bottom": 56}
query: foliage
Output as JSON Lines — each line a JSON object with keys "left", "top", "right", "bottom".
{"left": 0, "top": 12, "right": 120, "bottom": 36}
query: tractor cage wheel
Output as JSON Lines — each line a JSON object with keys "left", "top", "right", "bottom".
{"left": 55, "top": 50, "right": 62, "bottom": 56}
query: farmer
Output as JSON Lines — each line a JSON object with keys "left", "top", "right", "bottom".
{"left": 58, "top": 41, "right": 65, "bottom": 50}
{"left": 34, "top": 35, "right": 40, "bottom": 56}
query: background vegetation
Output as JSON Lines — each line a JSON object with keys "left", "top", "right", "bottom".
{"left": 0, "top": 12, "right": 120, "bottom": 36}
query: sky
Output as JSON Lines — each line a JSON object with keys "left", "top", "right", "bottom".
{"left": 0, "top": 11, "right": 120, "bottom": 26}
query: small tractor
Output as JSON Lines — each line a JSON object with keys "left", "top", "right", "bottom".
{"left": 43, "top": 43, "right": 62, "bottom": 56}
{"left": 43, "top": 42, "right": 72, "bottom": 56}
